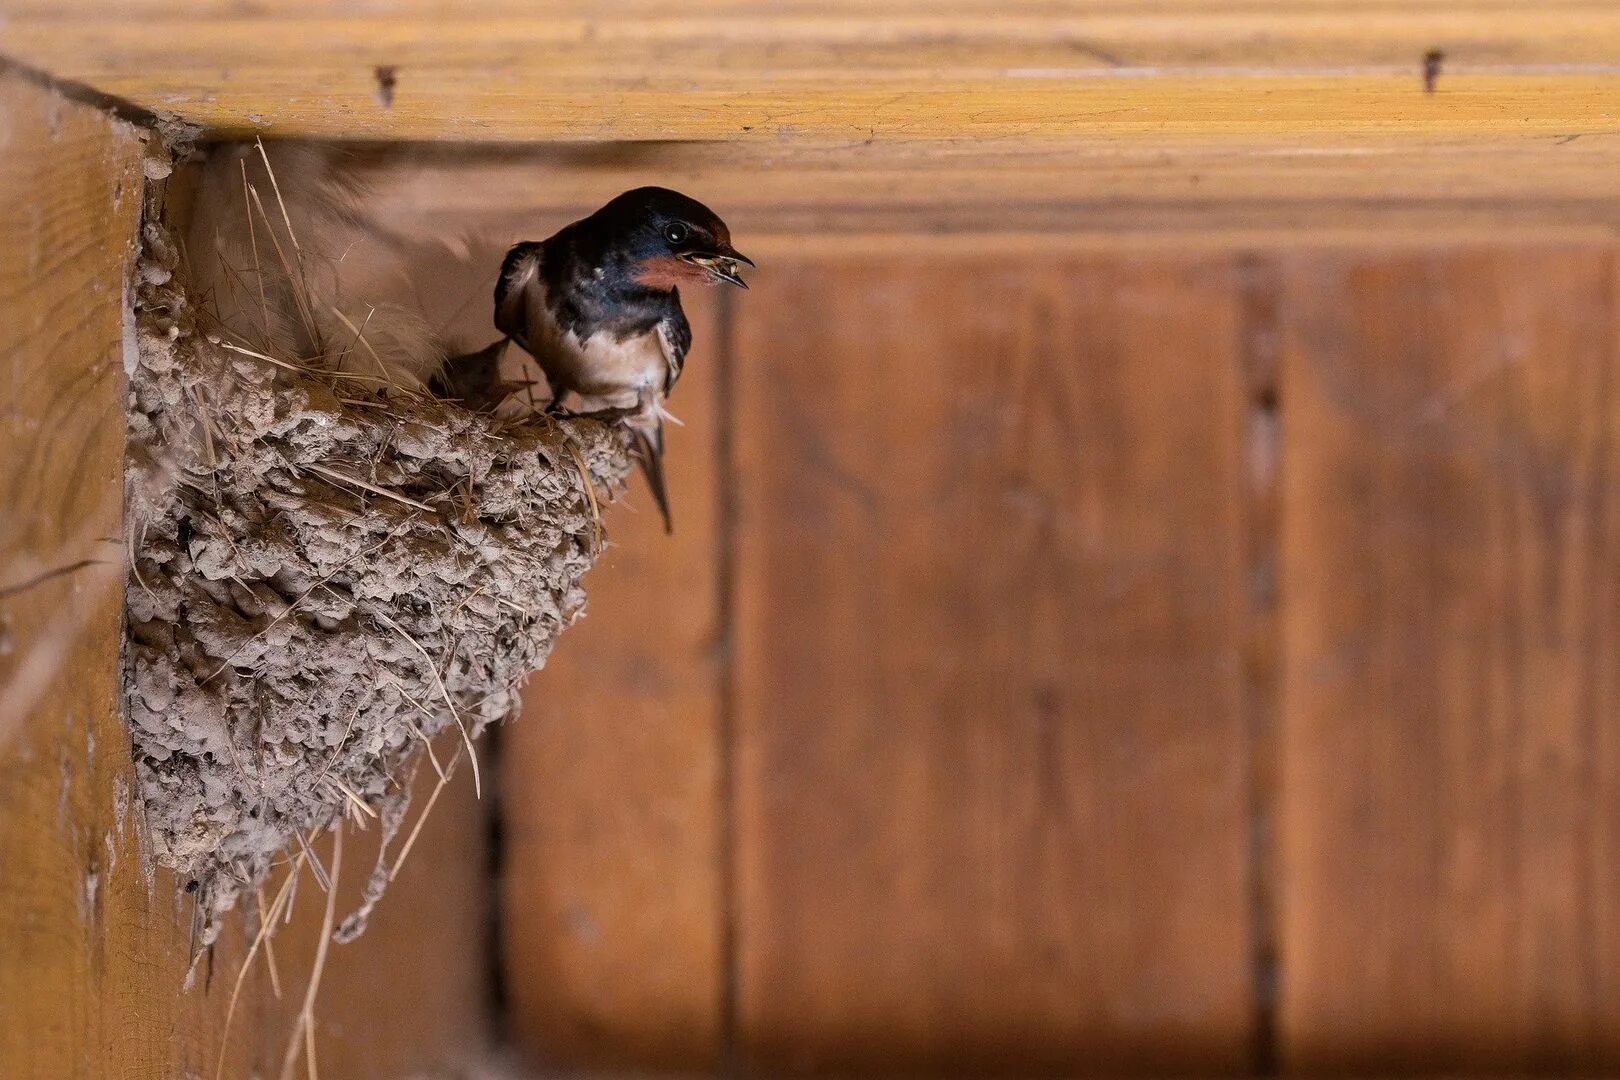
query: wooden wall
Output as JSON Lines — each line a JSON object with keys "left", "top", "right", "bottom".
{"left": 1279, "top": 249, "right": 1620, "bottom": 1073}
{"left": 0, "top": 71, "right": 490, "bottom": 1080}
{"left": 8, "top": 4, "right": 1620, "bottom": 1074}
{"left": 7, "top": 81, "right": 1615, "bottom": 1072}
{"left": 7, "top": 1, "right": 1620, "bottom": 154}
{"left": 506, "top": 241, "right": 1620, "bottom": 1074}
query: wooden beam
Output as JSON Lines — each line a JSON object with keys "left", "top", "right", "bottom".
{"left": 0, "top": 65, "right": 176, "bottom": 1079}
{"left": 345, "top": 139, "right": 1620, "bottom": 253}
{"left": 2, "top": 4, "right": 1618, "bottom": 143}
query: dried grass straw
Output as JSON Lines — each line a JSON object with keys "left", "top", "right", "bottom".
{"left": 127, "top": 145, "right": 635, "bottom": 1068}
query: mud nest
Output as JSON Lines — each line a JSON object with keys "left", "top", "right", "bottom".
{"left": 123, "top": 221, "right": 631, "bottom": 938}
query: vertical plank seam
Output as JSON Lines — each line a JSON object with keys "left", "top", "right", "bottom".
{"left": 482, "top": 724, "right": 511, "bottom": 1051}
{"left": 1237, "top": 251, "right": 1284, "bottom": 1077}
{"left": 713, "top": 285, "right": 742, "bottom": 1076}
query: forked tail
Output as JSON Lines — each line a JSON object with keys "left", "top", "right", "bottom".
{"left": 628, "top": 424, "right": 673, "bottom": 534}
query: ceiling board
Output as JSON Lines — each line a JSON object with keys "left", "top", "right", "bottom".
{"left": 2, "top": 3, "right": 1618, "bottom": 143}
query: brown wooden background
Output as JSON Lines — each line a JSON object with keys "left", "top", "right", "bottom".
{"left": 7, "top": 80, "right": 1617, "bottom": 1068}
{"left": 508, "top": 244, "right": 1620, "bottom": 1076}
{"left": 8, "top": 1, "right": 1620, "bottom": 1073}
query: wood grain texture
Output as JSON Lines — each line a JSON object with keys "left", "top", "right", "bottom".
{"left": 502, "top": 288, "right": 726, "bottom": 1072}
{"left": 1278, "top": 245, "right": 1620, "bottom": 1072}
{"left": 349, "top": 138, "right": 1620, "bottom": 257}
{"left": 729, "top": 258, "right": 1255, "bottom": 1073}
{"left": 0, "top": 71, "right": 491, "bottom": 1080}
{"left": 2, "top": 3, "right": 1618, "bottom": 148}
{"left": 0, "top": 65, "right": 182, "bottom": 1080}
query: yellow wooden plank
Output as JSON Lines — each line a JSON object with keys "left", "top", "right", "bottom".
{"left": 3, "top": 77, "right": 1616, "bottom": 143}
{"left": 2, "top": 4, "right": 1618, "bottom": 141}
{"left": 8, "top": 5, "right": 1620, "bottom": 70}
{"left": 0, "top": 65, "right": 181, "bottom": 1080}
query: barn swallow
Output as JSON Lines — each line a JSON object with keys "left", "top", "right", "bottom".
{"left": 487, "top": 187, "right": 751, "bottom": 533}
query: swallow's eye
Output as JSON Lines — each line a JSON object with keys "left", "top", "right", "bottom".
{"left": 664, "top": 222, "right": 690, "bottom": 245}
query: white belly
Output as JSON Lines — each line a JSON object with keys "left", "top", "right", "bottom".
{"left": 497, "top": 249, "right": 676, "bottom": 407}
{"left": 555, "top": 328, "right": 666, "bottom": 399}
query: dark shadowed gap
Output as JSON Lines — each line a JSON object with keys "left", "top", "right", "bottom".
{"left": 1236, "top": 251, "right": 1284, "bottom": 1078}
{"left": 483, "top": 722, "right": 511, "bottom": 1050}
{"left": 0, "top": 55, "right": 167, "bottom": 135}
{"left": 714, "top": 284, "right": 743, "bottom": 1076}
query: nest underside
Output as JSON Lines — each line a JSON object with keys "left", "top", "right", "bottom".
{"left": 124, "top": 222, "right": 631, "bottom": 937}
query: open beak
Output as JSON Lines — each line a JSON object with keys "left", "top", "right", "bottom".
{"left": 683, "top": 246, "right": 755, "bottom": 289}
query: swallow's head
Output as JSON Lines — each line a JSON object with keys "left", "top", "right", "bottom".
{"left": 593, "top": 186, "right": 754, "bottom": 291}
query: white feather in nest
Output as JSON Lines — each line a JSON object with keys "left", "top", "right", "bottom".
{"left": 184, "top": 142, "right": 451, "bottom": 393}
